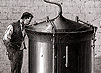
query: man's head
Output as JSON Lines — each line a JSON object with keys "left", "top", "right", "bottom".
{"left": 21, "top": 12, "right": 33, "bottom": 25}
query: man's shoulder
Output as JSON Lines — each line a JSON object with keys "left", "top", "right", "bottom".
{"left": 10, "top": 20, "right": 20, "bottom": 26}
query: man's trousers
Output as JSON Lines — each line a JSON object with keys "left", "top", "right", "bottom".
{"left": 7, "top": 47, "right": 23, "bottom": 73}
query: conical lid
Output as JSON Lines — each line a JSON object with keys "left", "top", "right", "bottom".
{"left": 26, "top": 15, "right": 93, "bottom": 33}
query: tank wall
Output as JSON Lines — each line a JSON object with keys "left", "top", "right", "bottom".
{"left": 56, "top": 40, "right": 92, "bottom": 73}
{"left": 68, "top": 40, "right": 92, "bottom": 73}
{"left": 29, "top": 40, "right": 54, "bottom": 73}
{"left": 26, "top": 30, "right": 94, "bottom": 73}
{"left": 27, "top": 32, "right": 54, "bottom": 73}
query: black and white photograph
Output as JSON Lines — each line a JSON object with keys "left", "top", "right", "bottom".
{"left": 0, "top": 0, "right": 101, "bottom": 73}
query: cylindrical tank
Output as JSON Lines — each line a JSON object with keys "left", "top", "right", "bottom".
{"left": 25, "top": 1, "right": 97, "bottom": 73}
{"left": 25, "top": 15, "right": 97, "bottom": 73}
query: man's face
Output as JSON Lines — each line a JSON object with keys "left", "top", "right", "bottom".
{"left": 23, "top": 17, "right": 32, "bottom": 25}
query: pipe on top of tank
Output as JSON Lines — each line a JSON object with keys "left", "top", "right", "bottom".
{"left": 43, "top": 0, "right": 62, "bottom": 17}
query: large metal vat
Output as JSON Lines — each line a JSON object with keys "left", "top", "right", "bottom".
{"left": 25, "top": 0, "right": 97, "bottom": 73}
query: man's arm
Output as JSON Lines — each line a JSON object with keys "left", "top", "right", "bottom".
{"left": 3, "top": 25, "right": 13, "bottom": 47}
{"left": 20, "top": 30, "right": 27, "bottom": 50}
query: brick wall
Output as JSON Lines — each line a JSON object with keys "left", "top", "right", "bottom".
{"left": 0, "top": 0, "right": 101, "bottom": 72}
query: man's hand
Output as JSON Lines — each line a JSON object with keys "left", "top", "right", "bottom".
{"left": 20, "top": 41, "right": 27, "bottom": 50}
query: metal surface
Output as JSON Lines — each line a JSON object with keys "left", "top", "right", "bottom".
{"left": 25, "top": 0, "right": 97, "bottom": 73}
{"left": 28, "top": 33, "right": 55, "bottom": 73}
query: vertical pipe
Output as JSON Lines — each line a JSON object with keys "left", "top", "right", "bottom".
{"left": 91, "top": 39, "right": 95, "bottom": 73}
{"left": 50, "top": 21, "right": 56, "bottom": 73}
{"left": 91, "top": 27, "right": 96, "bottom": 73}
{"left": 65, "top": 46, "right": 68, "bottom": 67}
{"left": 52, "top": 34, "right": 55, "bottom": 73}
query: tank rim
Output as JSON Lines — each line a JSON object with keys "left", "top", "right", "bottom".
{"left": 25, "top": 27, "right": 94, "bottom": 34}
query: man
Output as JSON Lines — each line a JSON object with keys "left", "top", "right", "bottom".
{"left": 3, "top": 12, "right": 33, "bottom": 73}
